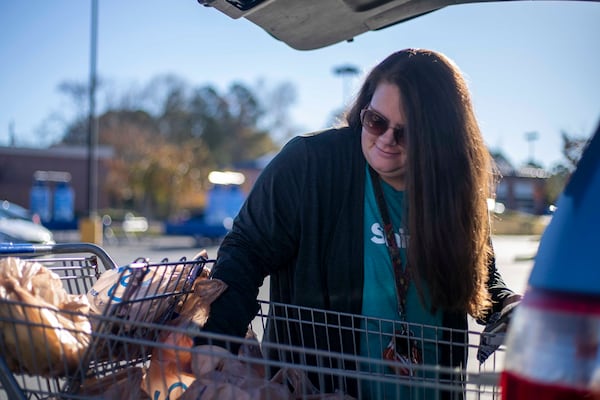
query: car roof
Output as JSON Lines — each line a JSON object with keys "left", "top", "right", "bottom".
{"left": 200, "top": 0, "right": 531, "bottom": 50}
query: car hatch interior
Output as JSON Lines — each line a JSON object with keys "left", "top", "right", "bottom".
{"left": 198, "top": 0, "right": 504, "bottom": 50}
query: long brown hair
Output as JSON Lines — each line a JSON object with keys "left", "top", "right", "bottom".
{"left": 347, "top": 48, "right": 493, "bottom": 318}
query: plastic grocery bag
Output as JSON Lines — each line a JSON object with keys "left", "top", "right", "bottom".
{"left": 78, "top": 366, "right": 150, "bottom": 399}
{"left": 178, "top": 365, "right": 290, "bottom": 400}
{"left": 142, "top": 278, "right": 228, "bottom": 400}
{"left": 0, "top": 257, "right": 91, "bottom": 377}
{"left": 181, "top": 358, "right": 330, "bottom": 400}
{"left": 87, "top": 262, "right": 189, "bottom": 324}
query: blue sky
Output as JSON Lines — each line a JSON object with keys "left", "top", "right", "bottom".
{"left": 1, "top": 0, "right": 599, "bottom": 169}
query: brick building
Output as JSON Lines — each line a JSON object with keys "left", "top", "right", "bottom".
{"left": 0, "top": 145, "right": 114, "bottom": 219}
{"left": 0, "top": 145, "right": 550, "bottom": 221}
{"left": 492, "top": 152, "right": 550, "bottom": 215}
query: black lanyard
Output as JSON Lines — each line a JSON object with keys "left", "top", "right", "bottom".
{"left": 368, "top": 166, "right": 411, "bottom": 319}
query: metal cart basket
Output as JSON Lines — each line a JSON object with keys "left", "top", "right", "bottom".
{"left": 0, "top": 243, "right": 505, "bottom": 400}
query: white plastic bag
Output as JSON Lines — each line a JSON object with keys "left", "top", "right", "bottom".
{"left": 87, "top": 262, "right": 188, "bottom": 324}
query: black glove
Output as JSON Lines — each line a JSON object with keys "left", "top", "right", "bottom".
{"left": 477, "top": 298, "right": 520, "bottom": 363}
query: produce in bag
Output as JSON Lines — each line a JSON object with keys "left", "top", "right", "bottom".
{"left": 0, "top": 257, "right": 91, "bottom": 377}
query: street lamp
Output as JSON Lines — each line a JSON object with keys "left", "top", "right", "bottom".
{"left": 81, "top": 0, "right": 102, "bottom": 244}
{"left": 87, "top": 0, "right": 98, "bottom": 218}
{"left": 525, "top": 131, "right": 539, "bottom": 164}
{"left": 333, "top": 64, "right": 359, "bottom": 106}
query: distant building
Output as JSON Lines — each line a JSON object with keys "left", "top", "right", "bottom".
{"left": 492, "top": 152, "right": 550, "bottom": 215}
{"left": 0, "top": 145, "right": 114, "bottom": 217}
{"left": 241, "top": 150, "right": 552, "bottom": 215}
{"left": 0, "top": 144, "right": 551, "bottom": 219}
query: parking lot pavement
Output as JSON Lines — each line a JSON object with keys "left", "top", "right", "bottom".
{"left": 491, "top": 235, "right": 539, "bottom": 294}
{"left": 98, "top": 235, "right": 217, "bottom": 266}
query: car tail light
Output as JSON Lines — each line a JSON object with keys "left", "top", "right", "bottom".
{"left": 501, "top": 288, "right": 600, "bottom": 399}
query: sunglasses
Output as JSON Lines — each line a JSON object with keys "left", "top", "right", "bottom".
{"left": 360, "top": 108, "right": 405, "bottom": 144}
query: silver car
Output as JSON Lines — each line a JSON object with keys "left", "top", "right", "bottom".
{"left": 0, "top": 200, "right": 55, "bottom": 244}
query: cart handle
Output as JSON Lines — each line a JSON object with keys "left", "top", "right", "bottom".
{"left": 0, "top": 242, "right": 118, "bottom": 270}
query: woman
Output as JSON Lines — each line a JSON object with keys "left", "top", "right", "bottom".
{"left": 197, "top": 48, "right": 520, "bottom": 399}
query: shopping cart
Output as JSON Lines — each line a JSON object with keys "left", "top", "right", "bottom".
{"left": 0, "top": 242, "right": 505, "bottom": 399}
{"left": 246, "top": 301, "right": 505, "bottom": 400}
{"left": 0, "top": 242, "right": 210, "bottom": 400}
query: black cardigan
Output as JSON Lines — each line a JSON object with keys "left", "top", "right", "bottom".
{"left": 204, "top": 127, "right": 515, "bottom": 398}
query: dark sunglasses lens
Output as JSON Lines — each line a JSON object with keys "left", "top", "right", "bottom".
{"left": 362, "top": 110, "right": 388, "bottom": 136}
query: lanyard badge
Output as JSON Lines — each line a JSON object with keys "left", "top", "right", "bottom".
{"left": 383, "top": 324, "right": 423, "bottom": 376}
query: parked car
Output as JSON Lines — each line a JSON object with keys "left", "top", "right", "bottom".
{"left": 0, "top": 200, "right": 55, "bottom": 244}
{"left": 1, "top": 199, "right": 33, "bottom": 221}
{"left": 164, "top": 171, "right": 246, "bottom": 246}
{"left": 99, "top": 209, "right": 149, "bottom": 244}
{"left": 164, "top": 211, "right": 231, "bottom": 246}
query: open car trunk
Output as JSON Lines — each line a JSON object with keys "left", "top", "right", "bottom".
{"left": 199, "top": 0, "right": 510, "bottom": 50}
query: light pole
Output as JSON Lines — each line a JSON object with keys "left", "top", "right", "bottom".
{"left": 525, "top": 131, "right": 539, "bottom": 164}
{"left": 81, "top": 0, "right": 101, "bottom": 244}
{"left": 333, "top": 64, "right": 359, "bottom": 106}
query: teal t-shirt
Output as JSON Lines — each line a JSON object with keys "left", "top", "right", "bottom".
{"left": 360, "top": 167, "right": 443, "bottom": 399}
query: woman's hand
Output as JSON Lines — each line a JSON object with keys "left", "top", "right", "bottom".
{"left": 477, "top": 293, "right": 522, "bottom": 363}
